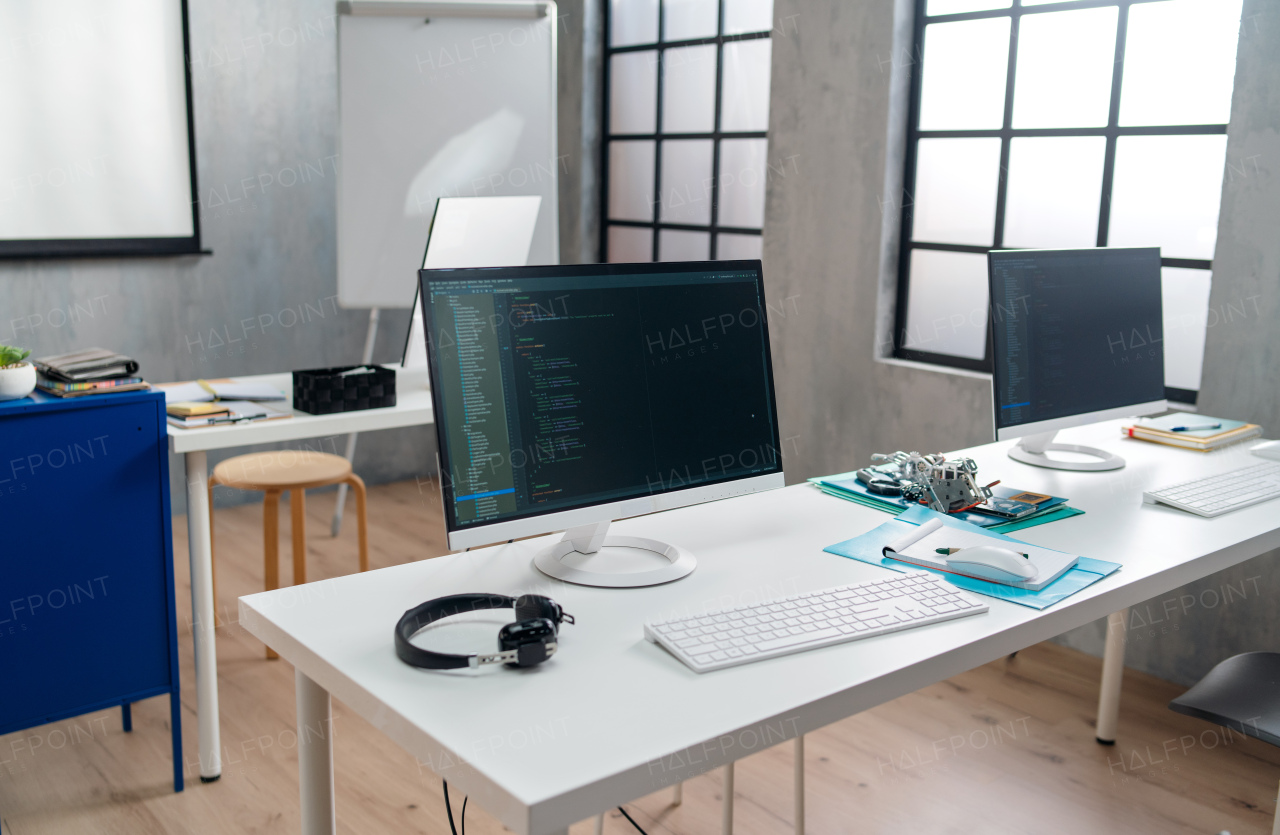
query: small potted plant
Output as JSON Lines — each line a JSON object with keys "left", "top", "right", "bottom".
{"left": 0, "top": 345, "right": 36, "bottom": 401}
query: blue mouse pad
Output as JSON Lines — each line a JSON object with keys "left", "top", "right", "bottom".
{"left": 823, "top": 505, "right": 1120, "bottom": 610}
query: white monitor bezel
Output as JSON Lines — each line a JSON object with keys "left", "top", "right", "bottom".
{"left": 446, "top": 471, "right": 785, "bottom": 550}
{"left": 992, "top": 398, "right": 1167, "bottom": 442}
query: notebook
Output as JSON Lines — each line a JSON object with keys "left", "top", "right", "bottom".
{"left": 166, "top": 400, "right": 291, "bottom": 428}
{"left": 159, "top": 379, "right": 286, "bottom": 404}
{"left": 1124, "top": 413, "right": 1262, "bottom": 451}
{"left": 882, "top": 515, "right": 1079, "bottom": 591}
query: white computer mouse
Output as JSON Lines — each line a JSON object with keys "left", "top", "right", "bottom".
{"left": 945, "top": 545, "right": 1038, "bottom": 583}
{"left": 1252, "top": 440, "right": 1280, "bottom": 462}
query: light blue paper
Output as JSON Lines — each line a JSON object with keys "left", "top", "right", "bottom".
{"left": 823, "top": 505, "right": 1120, "bottom": 610}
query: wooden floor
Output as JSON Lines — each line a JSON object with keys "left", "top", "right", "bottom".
{"left": 2, "top": 479, "right": 1278, "bottom": 834}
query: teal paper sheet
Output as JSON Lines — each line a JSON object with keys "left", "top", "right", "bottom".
{"left": 823, "top": 505, "right": 1120, "bottom": 610}
{"left": 811, "top": 483, "right": 1086, "bottom": 534}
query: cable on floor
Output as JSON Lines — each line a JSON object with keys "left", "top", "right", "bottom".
{"left": 616, "top": 806, "right": 648, "bottom": 834}
{"left": 442, "top": 780, "right": 468, "bottom": 835}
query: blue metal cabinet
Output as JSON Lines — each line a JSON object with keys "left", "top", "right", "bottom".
{"left": 0, "top": 389, "right": 182, "bottom": 792}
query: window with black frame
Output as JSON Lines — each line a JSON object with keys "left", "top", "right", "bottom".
{"left": 602, "top": 0, "right": 775, "bottom": 263}
{"left": 894, "top": 0, "right": 1242, "bottom": 404}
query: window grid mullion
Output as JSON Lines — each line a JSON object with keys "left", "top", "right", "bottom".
{"left": 892, "top": 0, "right": 930, "bottom": 367}
{"left": 708, "top": 0, "right": 727, "bottom": 260}
{"left": 651, "top": 0, "right": 666, "bottom": 262}
{"left": 991, "top": 5, "right": 1021, "bottom": 252}
{"left": 1096, "top": 1, "right": 1130, "bottom": 248}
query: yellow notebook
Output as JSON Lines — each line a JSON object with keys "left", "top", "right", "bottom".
{"left": 167, "top": 401, "right": 229, "bottom": 417}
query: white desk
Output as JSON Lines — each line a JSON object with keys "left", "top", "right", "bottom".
{"left": 240, "top": 421, "right": 1280, "bottom": 833}
{"left": 166, "top": 366, "right": 434, "bottom": 781}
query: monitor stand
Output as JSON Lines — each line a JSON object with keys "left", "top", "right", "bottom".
{"left": 1008, "top": 430, "right": 1124, "bottom": 472}
{"left": 533, "top": 521, "right": 696, "bottom": 588}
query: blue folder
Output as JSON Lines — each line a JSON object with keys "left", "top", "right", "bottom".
{"left": 823, "top": 505, "right": 1120, "bottom": 610}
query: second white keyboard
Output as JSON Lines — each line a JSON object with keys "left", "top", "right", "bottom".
{"left": 644, "top": 571, "right": 988, "bottom": 673}
{"left": 1144, "top": 461, "right": 1280, "bottom": 517}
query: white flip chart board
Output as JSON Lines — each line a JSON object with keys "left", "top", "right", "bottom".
{"left": 337, "top": 0, "right": 559, "bottom": 309}
{"left": 402, "top": 194, "right": 542, "bottom": 368}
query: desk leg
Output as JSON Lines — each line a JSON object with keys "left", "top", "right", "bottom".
{"left": 722, "top": 762, "right": 734, "bottom": 835}
{"left": 297, "top": 669, "right": 336, "bottom": 835}
{"left": 1096, "top": 607, "right": 1129, "bottom": 744}
{"left": 593, "top": 813, "right": 604, "bottom": 834}
{"left": 185, "top": 450, "right": 222, "bottom": 781}
{"left": 794, "top": 735, "right": 804, "bottom": 834}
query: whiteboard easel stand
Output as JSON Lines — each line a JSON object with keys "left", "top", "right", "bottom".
{"left": 331, "top": 307, "right": 380, "bottom": 535}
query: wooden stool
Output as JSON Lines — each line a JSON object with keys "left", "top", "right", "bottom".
{"left": 208, "top": 450, "right": 368, "bottom": 658}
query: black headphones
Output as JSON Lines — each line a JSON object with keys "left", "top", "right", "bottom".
{"left": 395, "top": 593, "right": 575, "bottom": 670}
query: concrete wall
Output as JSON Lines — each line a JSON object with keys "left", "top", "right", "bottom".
{"left": 0, "top": 0, "right": 597, "bottom": 515}
{"left": 764, "top": 0, "right": 1280, "bottom": 685}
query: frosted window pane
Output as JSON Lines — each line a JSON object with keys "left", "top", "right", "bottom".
{"left": 927, "top": 0, "right": 1011, "bottom": 14}
{"left": 903, "top": 250, "right": 990, "bottom": 360}
{"left": 608, "top": 141, "right": 655, "bottom": 221}
{"left": 611, "top": 0, "right": 658, "bottom": 46}
{"left": 1161, "top": 267, "right": 1212, "bottom": 391}
{"left": 1120, "top": 0, "right": 1242, "bottom": 127}
{"left": 718, "top": 139, "right": 767, "bottom": 228}
{"left": 1012, "top": 7, "right": 1117, "bottom": 129}
{"left": 1108, "top": 135, "right": 1228, "bottom": 261}
{"left": 664, "top": 0, "right": 718, "bottom": 41}
{"left": 609, "top": 52, "right": 657, "bottom": 134}
{"left": 724, "top": 0, "right": 773, "bottom": 35}
{"left": 608, "top": 225, "right": 653, "bottom": 262}
{"left": 660, "top": 229, "right": 710, "bottom": 261}
{"left": 717, "top": 233, "right": 763, "bottom": 260}
{"left": 912, "top": 138, "right": 1001, "bottom": 246}
{"left": 659, "top": 140, "right": 713, "bottom": 224}
{"left": 1003, "top": 137, "right": 1105, "bottom": 249}
{"left": 918, "top": 18, "right": 1010, "bottom": 130}
{"left": 721, "top": 40, "right": 772, "bottom": 132}
{"left": 662, "top": 44, "right": 717, "bottom": 133}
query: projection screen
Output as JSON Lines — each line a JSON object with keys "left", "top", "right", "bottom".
{"left": 0, "top": 0, "right": 201, "bottom": 257}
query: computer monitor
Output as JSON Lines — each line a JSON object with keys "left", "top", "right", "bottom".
{"left": 987, "top": 247, "right": 1167, "bottom": 472}
{"left": 419, "top": 260, "right": 785, "bottom": 587}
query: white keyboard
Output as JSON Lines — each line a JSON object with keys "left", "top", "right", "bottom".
{"left": 644, "top": 571, "right": 988, "bottom": 673}
{"left": 1144, "top": 461, "right": 1280, "bottom": 517}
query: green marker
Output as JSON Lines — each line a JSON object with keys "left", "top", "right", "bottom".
{"left": 936, "top": 546, "right": 1029, "bottom": 558}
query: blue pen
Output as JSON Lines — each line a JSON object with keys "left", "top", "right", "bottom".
{"left": 1170, "top": 423, "right": 1222, "bottom": 432}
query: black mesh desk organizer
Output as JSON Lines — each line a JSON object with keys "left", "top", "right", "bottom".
{"left": 292, "top": 365, "right": 396, "bottom": 415}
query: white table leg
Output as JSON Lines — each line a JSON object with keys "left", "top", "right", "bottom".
{"left": 297, "top": 669, "right": 336, "bottom": 835}
{"left": 593, "top": 813, "right": 604, "bottom": 834}
{"left": 1271, "top": 776, "right": 1280, "bottom": 835}
{"left": 185, "top": 450, "right": 222, "bottom": 781}
{"left": 794, "top": 735, "right": 805, "bottom": 834}
{"left": 1096, "top": 607, "right": 1129, "bottom": 744}
{"left": 672, "top": 781, "right": 683, "bottom": 805}
{"left": 721, "top": 762, "right": 734, "bottom": 835}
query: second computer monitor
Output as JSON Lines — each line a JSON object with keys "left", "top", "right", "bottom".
{"left": 988, "top": 247, "right": 1166, "bottom": 471}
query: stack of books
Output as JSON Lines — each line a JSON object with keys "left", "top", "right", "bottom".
{"left": 34, "top": 348, "right": 149, "bottom": 398}
{"left": 1124, "top": 414, "right": 1262, "bottom": 451}
{"left": 160, "top": 378, "right": 291, "bottom": 429}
